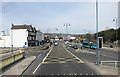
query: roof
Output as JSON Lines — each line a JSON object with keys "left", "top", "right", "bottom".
{"left": 11, "top": 25, "right": 32, "bottom": 29}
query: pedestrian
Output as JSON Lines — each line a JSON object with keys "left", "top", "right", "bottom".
{"left": 77, "top": 48, "right": 79, "bottom": 51}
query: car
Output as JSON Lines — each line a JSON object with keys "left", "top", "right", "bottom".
{"left": 72, "top": 44, "right": 75, "bottom": 48}
{"left": 54, "top": 42, "right": 58, "bottom": 46}
{"left": 66, "top": 43, "right": 69, "bottom": 46}
{"left": 68, "top": 44, "right": 72, "bottom": 47}
{"left": 74, "top": 45, "right": 78, "bottom": 49}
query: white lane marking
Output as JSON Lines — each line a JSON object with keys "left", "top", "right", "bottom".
{"left": 33, "top": 63, "right": 41, "bottom": 74}
{"left": 41, "top": 48, "right": 53, "bottom": 63}
{"left": 33, "top": 47, "right": 52, "bottom": 74}
{"left": 38, "top": 54, "right": 41, "bottom": 57}
{"left": 69, "top": 74, "right": 71, "bottom": 75}
{"left": 86, "top": 73, "right": 88, "bottom": 75}
{"left": 80, "top": 73, "right": 82, "bottom": 75}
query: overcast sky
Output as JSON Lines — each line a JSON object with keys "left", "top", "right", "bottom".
{"left": 0, "top": 0, "right": 118, "bottom": 34}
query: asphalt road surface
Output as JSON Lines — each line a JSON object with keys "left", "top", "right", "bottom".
{"left": 77, "top": 43, "right": 119, "bottom": 63}
{"left": 22, "top": 42, "right": 100, "bottom": 75}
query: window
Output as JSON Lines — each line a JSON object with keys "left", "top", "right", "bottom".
{"left": 29, "top": 36, "right": 31, "bottom": 40}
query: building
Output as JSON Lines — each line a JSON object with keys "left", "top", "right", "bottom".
{"left": 0, "top": 31, "right": 11, "bottom": 47}
{"left": 11, "top": 24, "right": 37, "bottom": 47}
{"left": 36, "top": 30, "right": 44, "bottom": 45}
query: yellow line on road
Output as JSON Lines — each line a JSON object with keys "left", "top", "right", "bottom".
{"left": 62, "top": 44, "right": 84, "bottom": 63}
{"left": 41, "top": 47, "right": 53, "bottom": 64}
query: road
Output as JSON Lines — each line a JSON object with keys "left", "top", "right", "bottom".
{"left": 22, "top": 42, "right": 100, "bottom": 75}
{"left": 76, "top": 43, "right": 119, "bottom": 63}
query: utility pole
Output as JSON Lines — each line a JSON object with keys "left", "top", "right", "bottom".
{"left": 64, "top": 24, "right": 70, "bottom": 40}
{"left": 96, "top": 0, "right": 99, "bottom": 65}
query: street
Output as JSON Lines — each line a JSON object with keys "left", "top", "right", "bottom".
{"left": 22, "top": 42, "right": 100, "bottom": 75}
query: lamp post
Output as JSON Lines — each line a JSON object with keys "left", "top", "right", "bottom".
{"left": 113, "top": 18, "right": 118, "bottom": 50}
{"left": 96, "top": 0, "right": 99, "bottom": 65}
{"left": 11, "top": 23, "right": 14, "bottom": 56}
{"left": 64, "top": 24, "right": 70, "bottom": 40}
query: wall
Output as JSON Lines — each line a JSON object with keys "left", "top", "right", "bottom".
{"left": 0, "top": 40, "right": 4, "bottom": 47}
{"left": 11, "top": 29, "right": 28, "bottom": 47}
{"left": 0, "top": 35, "right": 11, "bottom": 47}
{"left": 36, "top": 32, "right": 44, "bottom": 41}
{"left": 2, "top": 36, "right": 11, "bottom": 47}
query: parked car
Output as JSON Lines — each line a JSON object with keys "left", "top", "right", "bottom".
{"left": 72, "top": 44, "right": 75, "bottom": 48}
{"left": 68, "top": 44, "right": 72, "bottom": 47}
{"left": 54, "top": 42, "right": 58, "bottom": 46}
{"left": 74, "top": 45, "right": 78, "bottom": 49}
{"left": 66, "top": 43, "right": 69, "bottom": 46}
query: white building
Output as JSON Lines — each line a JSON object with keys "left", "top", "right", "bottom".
{"left": 11, "top": 25, "right": 37, "bottom": 47}
{"left": 0, "top": 31, "right": 11, "bottom": 47}
{"left": 11, "top": 29, "right": 28, "bottom": 47}
{"left": 0, "top": 24, "right": 45, "bottom": 47}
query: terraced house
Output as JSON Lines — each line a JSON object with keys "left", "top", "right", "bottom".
{"left": 11, "top": 24, "right": 37, "bottom": 47}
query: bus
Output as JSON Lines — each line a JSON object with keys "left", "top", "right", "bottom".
{"left": 82, "top": 41, "right": 89, "bottom": 48}
{"left": 89, "top": 42, "right": 97, "bottom": 49}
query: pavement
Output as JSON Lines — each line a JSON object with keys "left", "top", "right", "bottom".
{"left": 22, "top": 42, "right": 100, "bottom": 75}
{"left": 103, "top": 47, "right": 118, "bottom": 51}
{"left": 1, "top": 56, "right": 36, "bottom": 75}
{"left": 1, "top": 44, "right": 51, "bottom": 76}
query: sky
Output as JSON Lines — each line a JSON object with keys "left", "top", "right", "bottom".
{"left": 0, "top": 0, "right": 118, "bottom": 34}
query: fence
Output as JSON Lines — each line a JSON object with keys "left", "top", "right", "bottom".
{"left": 101, "top": 61, "right": 120, "bottom": 69}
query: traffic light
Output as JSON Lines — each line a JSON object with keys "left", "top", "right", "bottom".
{"left": 98, "top": 37, "right": 103, "bottom": 48}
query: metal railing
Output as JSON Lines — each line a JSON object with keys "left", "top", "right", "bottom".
{"left": 101, "top": 61, "right": 120, "bottom": 69}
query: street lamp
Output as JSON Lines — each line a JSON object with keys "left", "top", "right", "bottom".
{"left": 64, "top": 24, "right": 70, "bottom": 40}
{"left": 96, "top": 0, "right": 99, "bottom": 65}
{"left": 113, "top": 18, "right": 118, "bottom": 50}
{"left": 11, "top": 23, "right": 14, "bottom": 56}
